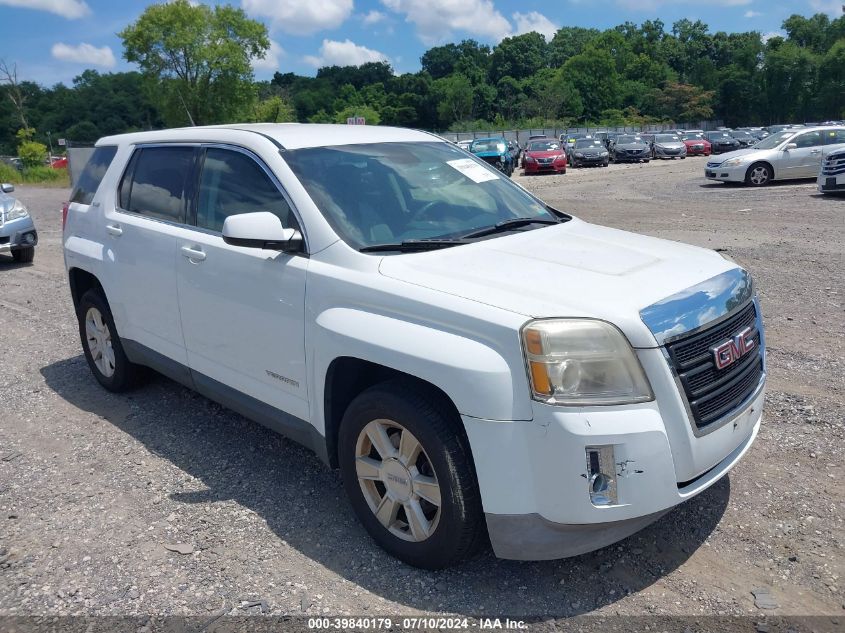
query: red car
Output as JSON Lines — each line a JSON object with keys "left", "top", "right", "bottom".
{"left": 521, "top": 138, "right": 567, "bottom": 174}
{"left": 50, "top": 156, "right": 68, "bottom": 169}
{"left": 680, "top": 133, "right": 711, "bottom": 156}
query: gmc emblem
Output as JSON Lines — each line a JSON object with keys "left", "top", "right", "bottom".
{"left": 712, "top": 327, "right": 756, "bottom": 370}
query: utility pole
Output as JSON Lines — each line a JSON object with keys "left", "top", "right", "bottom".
{"left": 47, "top": 131, "right": 54, "bottom": 160}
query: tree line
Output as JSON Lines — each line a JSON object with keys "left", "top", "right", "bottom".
{"left": 0, "top": 0, "right": 843, "bottom": 155}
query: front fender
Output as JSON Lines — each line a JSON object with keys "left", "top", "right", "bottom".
{"left": 310, "top": 307, "right": 531, "bottom": 432}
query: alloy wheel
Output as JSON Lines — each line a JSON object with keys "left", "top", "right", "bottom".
{"left": 355, "top": 419, "right": 442, "bottom": 542}
{"left": 748, "top": 165, "right": 770, "bottom": 186}
{"left": 85, "top": 307, "right": 116, "bottom": 378}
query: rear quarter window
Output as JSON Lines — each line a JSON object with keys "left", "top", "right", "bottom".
{"left": 69, "top": 146, "right": 117, "bottom": 205}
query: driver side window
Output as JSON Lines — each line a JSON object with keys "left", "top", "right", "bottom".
{"left": 793, "top": 131, "right": 822, "bottom": 148}
{"left": 196, "top": 148, "right": 294, "bottom": 233}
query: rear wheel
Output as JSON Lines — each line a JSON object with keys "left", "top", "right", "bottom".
{"left": 745, "top": 162, "right": 773, "bottom": 187}
{"left": 338, "top": 381, "right": 484, "bottom": 569}
{"left": 77, "top": 290, "right": 145, "bottom": 392}
{"left": 11, "top": 247, "right": 34, "bottom": 263}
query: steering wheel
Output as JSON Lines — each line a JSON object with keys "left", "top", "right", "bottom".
{"left": 411, "top": 200, "right": 454, "bottom": 223}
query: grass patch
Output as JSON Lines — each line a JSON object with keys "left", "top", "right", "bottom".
{"left": 0, "top": 163, "right": 70, "bottom": 187}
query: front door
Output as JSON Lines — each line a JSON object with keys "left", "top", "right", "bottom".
{"left": 781, "top": 130, "right": 824, "bottom": 179}
{"left": 175, "top": 146, "right": 309, "bottom": 421}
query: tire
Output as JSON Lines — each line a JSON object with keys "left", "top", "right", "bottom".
{"left": 11, "top": 247, "right": 34, "bottom": 263}
{"left": 745, "top": 162, "right": 773, "bottom": 187}
{"left": 77, "top": 289, "right": 145, "bottom": 392}
{"left": 338, "top": 380, "right": 485, "bottom": 569}
{"left": 603, "top": 160, "right": 609, "bottom": 167}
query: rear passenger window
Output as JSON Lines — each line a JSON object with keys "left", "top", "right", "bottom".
{"left": 197, "top": 148, "right": 293, "bottom": 233}
{"left": 119, "top": 146, "right": 194, "bottom": 223}
{"left": 70, "top": 146, "right": 117, "bottom": 205}
{"left": 824, "top": 129, "right": 845, "bottom": 145}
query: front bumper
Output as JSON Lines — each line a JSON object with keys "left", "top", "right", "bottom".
{"left": 685, "top": 145, "right": 710, "bottom": 156}
{"left": 614, "top": 150, "right": 649, "bottom": 162}
{"left": 818, "top": 174, "right": 845, "bottom": 193}
{"left": 572, "top": 155, "right": 607, "bottom": 165}
{"left": 0, "top": 216, "right": 38, "bottom": 253}
{"left": 524, "top": 161, "right": 566, "bottom": 173}
{"left": 464, "top": 372, "right": 763, "bottom": 560}
{"left": 705, "top": 161, "right": 748, "bottom": 182}
{"left": 654, "top": 147, "right": 687, "bottom": 159}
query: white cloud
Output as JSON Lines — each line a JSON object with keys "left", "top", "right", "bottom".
{"left": 0, "top": 0, "right": 89, "bottom": 19}
{"left": 242, "top": 0, "right": 353, "bottom": 35}
{"left": 51, "top": 42, "right": 115, "bottom": 67}
{"left": 512, "top": 11, "right": 558, "bottom": 41}
{"left": 614, "top": 0, "right": 750, "bottom": 8}
{"left": 362, "top": 9, "right": 388, "bottom": 25}
{"left": 303, "top": 39, "right": 390, "bottom": 67}
{"left": 252, "top": 39, "right": 286, "bottom": 71}
{"left": 761, "top": 30, "right": 785, "bottom": 42}
{"left": 744, "top": 10, "right": 762, "bottom": 17}
{"left": 382, "top": 0, "right": 511, "bottom": 44}
{"left": 808, "top": 0, "right": 844, "bottom": 15}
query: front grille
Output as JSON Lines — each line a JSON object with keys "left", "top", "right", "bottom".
{"left": 665, "top": 302, "right": 764, "bottom": 432}
{"left": 0, "top": 236, "right": 8, "bottom": 244}
{"left": 480, "top": 156, "right": 501, "bottom": 166}
{"left": 822, "top": 152, "right": 845, "bottom": 176}
{"left": 538, "top": 158, "right": 553, "bottom": 164}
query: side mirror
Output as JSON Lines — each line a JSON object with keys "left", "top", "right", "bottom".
{"left": 784, "top": 142, "right": 798, "bottom": 151}
{"left": 222, "top": 212, "right": 303, "bottom": 253}
{"left": 1, "top": 183, "right": 14, "bottom": 193}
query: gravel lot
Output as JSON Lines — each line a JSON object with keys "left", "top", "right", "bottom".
{"left": 0, "top": 158, "right": 843, "bottom": 625}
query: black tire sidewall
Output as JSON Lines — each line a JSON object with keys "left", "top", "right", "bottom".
{"left": 77, "top": 290, "right": 138, "bottom": 392}
{"left": 338, "top": 383, "right": 482, "bottom": 569}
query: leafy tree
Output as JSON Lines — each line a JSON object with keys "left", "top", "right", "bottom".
{"left": 250, "top": 96, "right": 295, "bottom": 123}
{"left": 489, "top": 33, "right": 548, "bottom": 83}
{"left": 334, "top": 105, "right": 381, "bottom": 125}
{"left": 818, "top": 40, "right": 845, "bottom": 118}
{"left": 562, "top": 47, "right": 621, "bottom": 120}
{"left": 120, "top": 0, "right": 268, "bottom": 126}
{"left": 433, "top": 74, "right": 473, "bottom": 126}
{"left": 18, "top": 140, "right": 47, "bottom": 167}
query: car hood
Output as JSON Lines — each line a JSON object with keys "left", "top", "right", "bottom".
{"left": 615, "top": 143, "right": 649, "bottom": 150}
{"left": 378, "top": 218, "right": 734, "bottom": 348}
{"left": 709, "top": 148, "right": 761, "bottom": 163}
{"left": 526, "top": 150, "right": 564, "bottom": 158}
{"left": 709, "top": 137, "right": 739, "bottom": 144}
{"left": 683, "top": 139, "right": 708, "bottom": 145}
{"left": 655, "top": 142, "right": 686, "bottom": 149}
{"left": 572, "top": 147, "right": 604, "bottom": 154}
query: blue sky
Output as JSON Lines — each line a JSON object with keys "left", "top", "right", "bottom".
{"left": 0, "top": 0, "right": 841, "bottom": 87}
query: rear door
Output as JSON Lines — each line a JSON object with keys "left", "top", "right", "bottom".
{"left": 101, "top": 145, "right": 196, "bottom": 363}
{"left": 822, "top": 128, "right": 845, "bottom": 160}
{"left": 175, "top": 145, "right": 309, "bottom": 421}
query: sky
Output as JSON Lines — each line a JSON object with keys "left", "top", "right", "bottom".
{"left": 0, "top": 0, "right": 842, "bottom": 87}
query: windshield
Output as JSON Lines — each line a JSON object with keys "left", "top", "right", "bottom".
{"left": 283, "top": 141, "right": 559, "bottom": 250}
{"left": 616, "top": 135, "right": 642, "bottom": 143}
{"left": 655, "top": 134, "right": 680, "bottom": 143}
{"left": 574, "top": 139, "right": 603, "bottom": 148}
{"left": 470, "top": 139, "right": 505, "bottom": 153}
{"left": 751, "top": 131, "right": 795, "bottom": 149}
{"left": 527, "top": 141, "right": 561, "bottom": 151}
{"left": 706, "top": 132, "right": 732, "bottom": 139}
{"left": 682, "top": 133, "right": 703, "bottom": 140}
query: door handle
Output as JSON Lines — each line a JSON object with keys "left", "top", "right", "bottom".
{"left": 810, "top": 149, "right": 821, "bottom": 154}
{"left": 106, "top": 224, "right": 122, "bottom": 237}
{"left": 181, "top": 246, "right": 206, "bottom": 262}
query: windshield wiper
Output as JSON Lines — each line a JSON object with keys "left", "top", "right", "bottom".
{"left": 459, "top": 217, "right": 561, "bottom": 240}
{"left": 359, "top": 238, "right": 469, "bottom": 253}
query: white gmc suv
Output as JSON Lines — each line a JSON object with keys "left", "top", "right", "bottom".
{"left": 63, "top": 124, "right": 766, "bottom": 569}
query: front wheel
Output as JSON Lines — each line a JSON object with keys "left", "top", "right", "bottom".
{"left": 745, "top": 163, "right": 773, "bottom": 187}
{"left": 338, "top": 381, "right": 484, "bottom": 569}
{"left": 11, "top": 247, "right": 34, "bottom": 263}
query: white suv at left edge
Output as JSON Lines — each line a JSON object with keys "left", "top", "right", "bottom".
{"left": 64, "top": 123, "right": 765, "bottom": 569}
{"left": 706, "top": 125, "right": 845, "bottom": 186}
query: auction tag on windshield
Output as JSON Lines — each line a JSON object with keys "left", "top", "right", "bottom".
{"left": 446, "top": 158, "right": 499, "bottom": 183}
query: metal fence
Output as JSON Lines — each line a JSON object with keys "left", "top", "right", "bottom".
{"left": 441, "top": 121, "right": 724, "bottom": 144}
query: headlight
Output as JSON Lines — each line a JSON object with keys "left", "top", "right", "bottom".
{"left": 574, "top": 152, "right": 584, "bottom": 158}
{"left": 522, "top": 319, "right": 654, "bottom": 406}
{"left": 722, "top": 157, "right": 746, "bottom": 167}
{"left": 524, "top": 156, "right": 535, "bottom": 163}
{"left": 600, "top": 151, "right": 608, "bottom": 157}
{"left": 6, "top": 200, "right": 29, "bottom": 221}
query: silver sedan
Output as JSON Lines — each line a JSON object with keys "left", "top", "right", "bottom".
{"left": 705, "top": 126, "right": 845, "bottom": 186}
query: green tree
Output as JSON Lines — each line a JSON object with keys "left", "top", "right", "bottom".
{"left": 489, "top": 33, "right": 548, "bottom": 83}
{"left": 250, "top": 96, "right": 295, "bottom": 123}
{"left": 562, "top": 47, "right": 621, "bottom": 120}
{"left": 120, "top": 0, "right": 268, "bottom": 126}
{"left": 333, "top": 105, "right": 381, "bottom": 126}
{"left": 433, "top": 74, "right": 474, "bottom": 126}
{"left": 18, "top": 140, "right": 47, "bottom": 167}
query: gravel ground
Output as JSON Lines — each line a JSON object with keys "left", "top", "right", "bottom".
{"left": 0, "top": 158, "right": 843, "bottom": 626}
